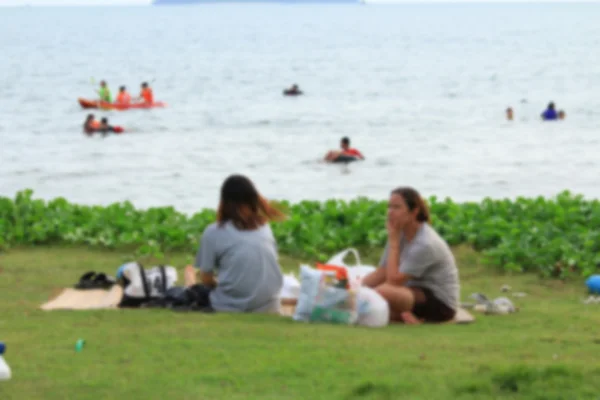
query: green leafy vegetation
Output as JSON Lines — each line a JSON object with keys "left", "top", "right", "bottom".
{"left": 1, "top": 189, "right": 599, "bottom": 277}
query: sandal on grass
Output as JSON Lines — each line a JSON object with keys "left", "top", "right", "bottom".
{"left": 74, "top": 271, "right": 116, "bottom": 290}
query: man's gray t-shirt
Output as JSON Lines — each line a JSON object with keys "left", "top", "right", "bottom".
{"left": 379, "top": 223, "right": 460, "bottom": 311}
{"left": 195, "top": 222, "right": 283, "bottom": 313}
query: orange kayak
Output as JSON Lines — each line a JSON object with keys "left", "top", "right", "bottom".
{"left": 78, "top": 98, "right": 167, "bottom": 111}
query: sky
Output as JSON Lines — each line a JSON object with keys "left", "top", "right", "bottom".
{"left": 0, "top": 0, "right": 597, "bottom": 5}
{"left": 0, "top": 0, "right": 151, "bottom": 5}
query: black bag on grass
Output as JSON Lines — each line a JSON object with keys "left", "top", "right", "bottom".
{"left": 117, "top": 262, "right": 178, "bottom": 308}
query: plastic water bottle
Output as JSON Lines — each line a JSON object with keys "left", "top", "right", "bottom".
{"left": 0, "top": 342, "right": 11, "bottom": 381}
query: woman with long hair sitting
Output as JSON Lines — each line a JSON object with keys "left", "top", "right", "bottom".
{"left": 183, "top": 174, "right": 286, "bottom": 313}
{"left": 362, "top": 187, "right": 460, "bottom": 324}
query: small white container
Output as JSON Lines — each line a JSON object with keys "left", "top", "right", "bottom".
{"left": 0, "top": 343, "right": 11, "bottom": 381}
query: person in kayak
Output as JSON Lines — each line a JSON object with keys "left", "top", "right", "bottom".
{"left": 115, "top": 86, "right": 131, "bottom": 105}
{"left": 137, "top": 82, "right": 154, "bottom": 104}
{"left": 324, "top": 137, "right": 365, "bottom": 162}
{"left": 283, "top": 84, "right": 303, "bottom": 96}
{"left": 541, "top": 102, "right": 558, "bottom": 121}
{"left": 97, "top": 81, "right": 112, "bottom": 103}
{"left": 83, "top": 114, "right": 100, "bottom": 135}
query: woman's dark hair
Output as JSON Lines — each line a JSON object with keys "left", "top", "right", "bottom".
{"left": 391, "top": 187, "right": 430, "bottom": 223}
{"left": 217, "top": 174, "right": 285, "bottom": 230}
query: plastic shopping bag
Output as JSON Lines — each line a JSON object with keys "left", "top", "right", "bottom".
{"left": 325, "top": 248, "right": 377, "bottom": 288}
{"left": 293, "top": 265, "right": 357, "bottom": 325}
{"left": 293, "top": 265, "right": 324, "bottom": 321}
{"left": 279, "top": 273, "right": 301, "bottom": 300}
{"left": 356, "top": 287, "right": 389, "bottom": 328}
{"left": 309, "top": 271, "right": 358, "bottom": 325}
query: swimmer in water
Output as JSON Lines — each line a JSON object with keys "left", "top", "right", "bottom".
{"left": 83, "top": 113, "right": 100, "bottom": 135}
{"left": 541, "top": 102, "right": 558, "bottom": 121}
{"left": 283, "top": 84, "right": 303, "bottom": 96}
{"left": 506, "top": 107, "right": 514, "bottom": 121}
{"left": 98, "top": 117, "right": 117, "bottom": 136}
{"left": 324, "top": 137, "right": 365, "bottom": 162}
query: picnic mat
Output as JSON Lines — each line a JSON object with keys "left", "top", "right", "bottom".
{"left": 279, "top": 304, "right": 475, "bottom": 324}
{"left": 40, "top": 289, "right": 476, "bottom": 324}
{"left": 40, "top": 286, "right": 123, "bottom": 311}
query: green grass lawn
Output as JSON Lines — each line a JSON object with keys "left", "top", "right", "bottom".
{"left": 1, "top": 246, "right": 599, "bottom": 400}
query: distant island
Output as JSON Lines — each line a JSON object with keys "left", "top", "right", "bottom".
{"left": 154, "top": 0, "right": 359, "bottom": 4}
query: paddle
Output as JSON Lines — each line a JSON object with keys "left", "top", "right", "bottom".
{"left": 90, "top": 77, "right": 101, "bottom": 98}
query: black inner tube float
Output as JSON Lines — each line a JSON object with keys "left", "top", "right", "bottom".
{"left": 332, "top": 154, "right": 360, "bottom": 163}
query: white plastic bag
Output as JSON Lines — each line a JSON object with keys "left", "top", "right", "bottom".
{"left": 326, "top": 248, "right": 376, "bottom": 288}
{"left": 293, "top": 265, "right": 325, "bottom": 321}
{"left": 310, "top": 282, "right": 358, "bottom": 325}
{"left": 356, "top": 287, "right": 389, "bottom": 328}
{"left": 280, "top": 273, "right": 301, "bottom": 300}
{"left": 292, "top": 264, "right": 386, "bottom": 327}
{"left": 293, "top": 265, "right": 358, "bottom": 325}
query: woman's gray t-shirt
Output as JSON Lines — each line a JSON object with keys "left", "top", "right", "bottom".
{"left": 379, "top": 223, "right": 460, "bottom": 311}
{"left": 195, "top": 222, "right": 283, "bottom": 313}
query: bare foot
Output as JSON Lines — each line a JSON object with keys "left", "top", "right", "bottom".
{"left": 400, "top": 311, "right": 423, "bottom": 325}
{"left": 184, "top": 265, "right": 197, "bottom": 287}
